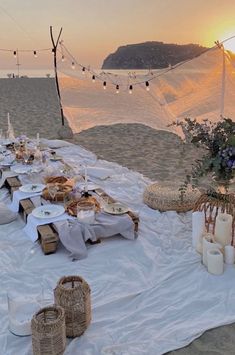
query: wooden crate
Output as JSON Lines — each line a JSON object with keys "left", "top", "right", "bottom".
{"left": 37, "top": 224, "right": 59, "bottom": 254}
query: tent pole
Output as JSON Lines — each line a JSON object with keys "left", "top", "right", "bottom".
{"left": 50, "top": 26, "right": 65, "bottom": 126}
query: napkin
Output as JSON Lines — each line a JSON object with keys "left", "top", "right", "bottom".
{"left": 55, "top": 212, "right": 136, "bottom": 260}
{"left": 8, "top": 190, "right": 42, "bottom": 212}
{"left": 0, "top": 171, "right": 18, "bottom": 188}
{"left": 23, "top": 212, "right": 72, "bottom": 242}
{"left": 86, "top": 167, "right": 114, "bottom": 180}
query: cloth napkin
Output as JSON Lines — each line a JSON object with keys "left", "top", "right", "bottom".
{"left": 86, "top": 167, "right": 114, "bottom": 180}
{"left": 8, "top": 190, "right": 42, "bottom": 212}
{"left": 23, "top": 212, "right": 72, "bottom": 242}
{"left": 0, "top": 170, "right": 18, "bottom": 188}
{"left": 55, "top": 212, "right": 136, "bottom": 260}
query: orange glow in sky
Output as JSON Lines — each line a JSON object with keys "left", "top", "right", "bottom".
{"left": 0, "top": 0, "right": 235, "bottom": 69}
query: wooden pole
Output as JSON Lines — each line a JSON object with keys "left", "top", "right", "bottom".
{"left": 50, "top": 26, "right": 65, "bottom": 126}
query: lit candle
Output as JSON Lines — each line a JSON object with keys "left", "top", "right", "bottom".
{"left": 214, "top": 212, "right": 233, "bottom": 248}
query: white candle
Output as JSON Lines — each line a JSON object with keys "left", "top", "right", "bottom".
{"left": 207, "top": 249, "right": 224, "bottom": 275}
{"left": 8, "top": 301, "right": 40, "bottom": 336}
{"left": 192, "top": 211, "right": 205, "bottom": 248}
{"left": 224, "top": 245, "right": 235, "bottom": 264}
{"left": 215, "top": 212, "right": 233, "bottom": 248}
{"left": 202, "top": 233, "right": 222, "bottom": 266}
{"left": 84, "top": 166, "right": 88, "bottom": 192}
{"left": 36, "top": 133, "right": 40, "bottom": 146}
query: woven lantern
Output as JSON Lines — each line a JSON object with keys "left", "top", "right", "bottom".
{"left": 193, "top": 192, "right": 235, "bottom": 243}
{"left": 54, "top": 275, "right": 91, "bottom": 338}
{"left": 31, "top": 305, "right": 66, "bottom": 355}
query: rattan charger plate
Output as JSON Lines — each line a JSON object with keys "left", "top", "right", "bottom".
{"left": 143, "top": 182, "right": 201, "bottom": 212}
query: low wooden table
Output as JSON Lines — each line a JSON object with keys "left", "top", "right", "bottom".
{"left": 3, "top": 174, "right": 59, "bottom": 255}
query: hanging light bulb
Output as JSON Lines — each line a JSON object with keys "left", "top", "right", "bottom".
{"left": 13, "top": 51, "right": 17, "bottom": 58}
{"left": 71, "top": 62, "right": 75, "bottom": 69}
{"left": 129, "top": 85, "right": 133, "bottom": 94}
{"left": 61, "top": 55, "right": 65, "bottom": 62}
{"left": 82, "top": 67, "right": 86, "bottom": 74}
{"left": 145, "top": 81, "right": 150, "bottom": 91}
{"left": 103, "top": 81, "right": 107, "bottom": 90}
{"left": 33, "top": 50, "right": 37, "bottom": 58}
{"left": 92, "top": 75, "right": 96, "bottom": 82}
{"left": 116, "top": 85, "right": 119, "bottom": 94}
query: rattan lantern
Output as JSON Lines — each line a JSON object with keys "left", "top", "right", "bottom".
{"left": 54, "top": 275, "right": 91, "bottom": 338}
{"left": 31, "top": 305, "right": 66, "bottom": 355}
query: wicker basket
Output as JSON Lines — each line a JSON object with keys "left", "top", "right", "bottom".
{"left": 143, "top": 182, "right": 201, "bottom": 213}
{"left": 193, "top": 191, "right": 235, "bottom": 243}
{"left": 31, "top": 305, "right": 66, "bottom": 355}
{"left": 54, "top": 275, "right": 91, "bottom": 338}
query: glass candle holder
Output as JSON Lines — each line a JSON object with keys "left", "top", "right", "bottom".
{"left": 7, "top": 292, "right": 41, "bottom": 336}
{"left": 77, "top": 204, "right": 95, "bottom": 224}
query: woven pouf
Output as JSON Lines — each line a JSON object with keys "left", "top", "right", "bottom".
{"left": 54, "top": 275, "right": 91, "bottom": 338}
{"left": 31, "top": 305, "right": 66, "bottom": 355}
{"left": 143, "top": 182, "right": 201, "bottom": 212}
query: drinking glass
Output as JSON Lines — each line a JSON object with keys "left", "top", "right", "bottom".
{"left": 47, "top": 184, "right": 58, "bottom": 202}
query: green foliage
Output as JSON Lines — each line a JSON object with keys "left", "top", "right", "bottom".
{"left": 169, "top": 117, "right": 235, "bottom": 194}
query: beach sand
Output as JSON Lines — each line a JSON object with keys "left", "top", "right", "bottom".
{"left": 0, "top": 77, "right": 234, "bottom": 354}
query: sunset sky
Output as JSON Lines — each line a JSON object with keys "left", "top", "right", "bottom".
{"left": 0, "top": 0, "right": 235, "bottom": 69}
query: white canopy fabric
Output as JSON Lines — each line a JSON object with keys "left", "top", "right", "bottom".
{"left": 1, "top": 141, "right": 235, "bottom": 355}
{"left": 58, "top": 46, "right": 235, "bottom": 134}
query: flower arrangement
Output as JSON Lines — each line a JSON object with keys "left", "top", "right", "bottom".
{"left": 170, "top": 117, "right": 235, "bottom": 192}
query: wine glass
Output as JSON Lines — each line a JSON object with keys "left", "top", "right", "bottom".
{"left": 47, "top": 184, "right": 58, "bottom": 202}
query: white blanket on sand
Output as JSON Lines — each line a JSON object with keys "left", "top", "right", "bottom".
{"left": 1, "top": 140, "right": 235, "bottom": 355}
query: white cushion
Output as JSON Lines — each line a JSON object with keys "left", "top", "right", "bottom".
{"left": 0, "top": 203, "right": 18, "bottom": 224}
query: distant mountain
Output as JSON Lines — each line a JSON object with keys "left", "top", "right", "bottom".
{"left": 102, "top": 41, "right": 208, "bottom": 70}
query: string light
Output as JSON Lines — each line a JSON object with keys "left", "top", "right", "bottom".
{"left": 61, "top": 55, "right": 65, "bottom": 62}
{"left": 71, "top": 61, "right": 75, "bottom": 69}
{"left": 129, "top": 85, "right": 133, "bottom": 94}
{"left": 92, "top": 75, "right": 96, "bottom": 82}
{"left": 13, "top": 50, "right": 17, "bottom": 58}
{"left": 145, "top": 81, "right": 150, "bottom": 91}
{"left": 116, "top": 85, "right": 119, "bottom": 94}
{"left": 33, "top": 50, "right": 37, "bottom": 58}
{"left": 82, "top": 67, "right": 85, "bottom": 74}
{"left": 103, "top": 81, "right": 107, "bottom": 90}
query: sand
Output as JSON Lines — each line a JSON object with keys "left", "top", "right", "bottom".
{"left": 0, "top": 77, "right": 234, "bottom": 354}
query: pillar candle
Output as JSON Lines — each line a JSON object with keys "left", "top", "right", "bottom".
{"left": 207, "top": 249, "right": 224, "bottom": 275}
{"left": 224, "top": 245, "right": 235, "bottom": 264}
{"left": 215, "top": 212, "right": 233, "bottom": 248}
{"left": 202, "top": 233, "right": 222, "bottom": 266}
{"left": 84, "top": 166, "right": 88, "bottom": 192}
{"left": 192, "top": 211, "right": 205, "bottom": 248}
{"left": 36, "top": 133, "right": 40, "bottom": 146}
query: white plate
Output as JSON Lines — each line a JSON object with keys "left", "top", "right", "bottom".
{"left": 78, "top": 183, "right": 100, "bottom": 191}
{"left": 103, "top": 202, "right": 129, "bottom": 215}
{"left": 11, "top": 166, "right": 32, "bottom": 174}
{"left": 32, "top": 205, "right": 65, "bottom": 219}
{"left": 50, "top": 156, "right": 63, "bottom": 161}
{"left": 19, "top": 184, "right": 46, "bottom": 193}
